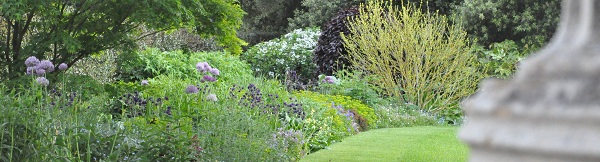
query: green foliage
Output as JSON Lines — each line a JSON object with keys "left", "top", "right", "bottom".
{"left": 295, "top": 91, "right": 377, "bottom": 129}
{"left": 317, "top": 70, "right": 384, "bottom": 107}
{"left": 287, "top": 0, "right": 364, "bottom": 30}
{"left": 0, "top": 0, "right": 246, "bottom": 82}
{"left": 0, "top": 50, "right": 308, "bottom": 161}
{"left": 188, "top": 50, "right": 255, "bottom": 84}
{"left": 475, "top": 40, "right": 533, "bottom": 79}
{"left": 313, "top": 5, "right": 361, "bottom": 76}
{"left": 402, "top": 0, "right": 463, "bottom": 16}
{"left": 238, "top": 0, "right": 301, "bottom": 45}
{"left": 115, "top": 49, "right": 255, "bottom": 83}
{"left": 342, "top": 1, "right": 481, "bottom": 120}
{"left": 241, "top": 28, "right": 320, "bottom": 82}
{"left": 138, "top": 28, "right": 223, "bottom": 52}
{"left": 68, "top": 50, "right": 118, "bottom": 84}
{"left": 291, "top": 93, "right": 353, "bottom": 152}
{"left": 373, "top": 103, "right": 438, "bottom": 128}
{"left": 114, "top": 48, "right": 196, "bottom": 82}
{"left": 453, "top": 0, "right": 560, "bottom": 47}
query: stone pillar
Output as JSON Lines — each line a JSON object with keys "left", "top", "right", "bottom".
{"left": 459, "top": 0, "right": 600, "bottom": 161}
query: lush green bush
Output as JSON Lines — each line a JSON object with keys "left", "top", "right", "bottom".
{"left": 241, "top": 27, "right": 320, "bottom": 83}
{"left": 317, "top": 70, "right": 384, "bottom": 107}
{"left": 407, "top": 0, "right": 462, "bottom": 16}
{"left": 238, "top": 0, "right": 302, "bottom": 46}
{"left": 373, "top": 102, "right": 439, "bottom": 128}
{"left": 453, "top": 0, "right": 560, "bottom": 47}
{"left": 288, "top": 0, "right": 363, "bottom": 30}
{"left": 115, "top": 49, "right": 254, "bottom": 83}
{"left": 291, "top": 91, "right": 357, "bottom": 152}
{"left": 342, "top": 1, "right": 481, "bottom": 122}
{"left": 295, "top": 91, "right": 377, "bottom": 130}
{"left": 114, "top": 48, "right": 197, "bottom": 82}
{"left": 475, "top": 40, "right": 535, "bottom": 79}
{"left": 68, "top": 50, "right": 118, "bottom": 84}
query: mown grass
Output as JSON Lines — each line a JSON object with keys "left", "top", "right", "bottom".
{"left": 300, "top": 126, "right": 468, "bottom": 162}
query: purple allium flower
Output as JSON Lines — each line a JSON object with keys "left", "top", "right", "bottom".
{"left": 209, "top": 68, "right": 220, "bottom": 76}
{"left": 323, "top": 76, "right": 336, "bottom": 84}
{"left": 36, "top": 77, "right": 49, "bottom": 86}
{"left": 58, "top": 63, "right": 68, "bottom": 71}
{"left": 206, "top": 93, "right": 218, "bottom": 102}
{"left": 35, "top": 68, "right": 46, "bottom": 76}
{"left": 25, "top": 56, "right": 40, "bottom": 67}
{"left": 26, "top": 67, "right": 34, "bottom": 75}
{"left": 141, "top": 80, "right": 149, "bottom": 86}
{"left": 185, "top": 85, "right": 199, "bottom": 94}
{"left": 195, "top": 62, "right": 212, "bottom": 73}
{"left": 201, "top": 75, "right": 216, "bottom": 82}
{"left": 36, "top": 60, "right": 55, "bottom": 73}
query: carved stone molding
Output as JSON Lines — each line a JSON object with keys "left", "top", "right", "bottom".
{"left": 459, "top": 0, "right": 600, "bottom": 161}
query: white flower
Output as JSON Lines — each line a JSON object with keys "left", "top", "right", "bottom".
{"left": 206, "top": 94, "right": 218, "bottom": 102}
{"left": 276, "top": 58, "right": 285, "bottom": 65}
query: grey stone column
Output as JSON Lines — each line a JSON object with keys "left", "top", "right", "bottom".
{"left": 459, "top": 0, "right": 600, "bottom": 161}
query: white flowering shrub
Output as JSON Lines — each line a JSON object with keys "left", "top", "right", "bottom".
{"left": 241, "top": 27, "right": 320, "bottom": 82}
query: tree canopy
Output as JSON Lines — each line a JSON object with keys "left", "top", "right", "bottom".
{"left": 0, "top": 0, "right": 245, "bottom": 81}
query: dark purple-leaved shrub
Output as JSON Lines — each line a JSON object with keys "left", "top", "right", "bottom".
{"left": 313, "top": 5, "right": 361, "bottom": 76}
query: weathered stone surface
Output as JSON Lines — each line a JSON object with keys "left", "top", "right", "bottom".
{"left": 460, "top": 0, "right": 600, "bottom": 161}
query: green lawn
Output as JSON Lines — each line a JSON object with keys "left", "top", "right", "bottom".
{"left": 300, "top": 126, "right": 469, "bottom": 162}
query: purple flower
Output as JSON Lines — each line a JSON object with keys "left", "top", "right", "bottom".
{"left": 25, "top": 56, "right": 40, "bottom": 67}
{"left": 58, "top": 63, "right": 68, "bottom": 71}
{"left": 323, "top": 76, "right": 336, "bottom": 84}
{"left": 165, "top": 106, "right": 172, "bottom": 115}
{"left": 36, "top": 77, "right": 49, "bottom": 86}
{"left": 36, "top": 60, "right": 55, "bottom": 73}
{"left": 185, "top": 85, "right": 199, "bottom": 94}
{"left": 201, "top": 75, "right": 216, "bottom": 82}
{"left": 35, "top": 68, "right": 46, "bottom": 76}
{"left": 196, "top": 62, "right": 212, "bottom": 73}
{"left": 26, "top": 67, "right": 34, "bottom": 75}
{"left": 141, "top": 80, "right": 149, "bottom": 86}
{"left": 209, "top": 68, "right": 220, "bottom": 76}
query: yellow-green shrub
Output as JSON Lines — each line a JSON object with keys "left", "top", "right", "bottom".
{"left": 342, "top": 0, "right": 481, "bottom": 114}
{"left": 294, "top": 91, "right": 377, "bottom": 129}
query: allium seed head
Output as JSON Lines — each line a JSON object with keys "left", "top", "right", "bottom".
{"left": 26, "top": 67, "right": 34, "bottom": 75}
{"left": 36, "top": 60, "right": 55, "bottom": 73}
{"left": 195, "top": 62, "right": 212, "bottom": 73}
{"left": 185, "top": 85, "right": 199, "bottom": 94}
{"left": 25, "top": 56, "right": 40, "bottom": 67}
{"left": 209, "top": 68, "right": 220, "bottom": 76}
{"left": 206, "top": 93, "right": 218, "bottom": 102}
{"left": 201, "top": 75, "right": 217, "bottom": 82}
{"left": 58, "top": 63, "right": 68, "bottom": 71}
{"left": 323, "top": 76, "right": 336, "bottom": 84}
{"left": 35, "top": 68, "right": 46, "bottom": 76}
{"left": 36, "top": 77, "right": 49, "bottom": 86}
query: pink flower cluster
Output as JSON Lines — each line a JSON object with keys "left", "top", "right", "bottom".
{"left": 24, "top": 56, "right": 68, "bottom": 86}
{"left": 195, "top": 62, "right": 219, "bottom": 82}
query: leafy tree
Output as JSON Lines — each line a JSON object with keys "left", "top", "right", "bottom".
{"left": 287, "top": 0, "right": 363, "bottom": 30}
{"left": 453, "top": 0, "right": 560, "bottom": 47}
{"left": 238, "top": 0, "right": 301, "bottom": 45}
{"left": 0, "top": 0, "right": 245, "bottom": 81}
